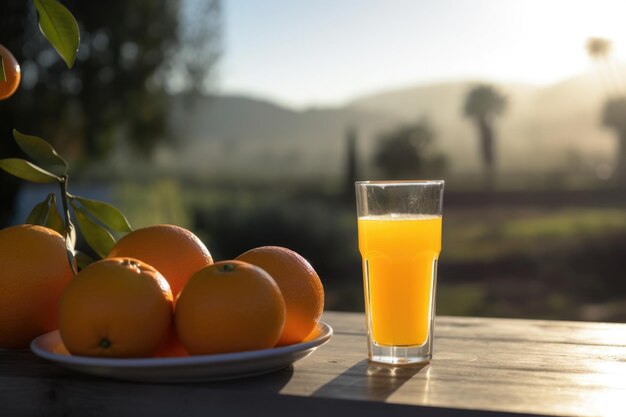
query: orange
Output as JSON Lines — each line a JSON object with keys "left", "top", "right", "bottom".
{"left": 107, "top": 224, "right": 213, "bottom": 298}
{"left": 58, "top": 258, "right": 173, "bottom": 358}
{"left": 175, "top": 260, "right": 286, "bottom": 355}
{"left": 236, "top": 246, "right": 324, "bottom": 346}
{"left": 0, "top": 225, "right": 73, "bottom": 349}
{"left": 0, "top": 44, "right": 21, "bottom": 100}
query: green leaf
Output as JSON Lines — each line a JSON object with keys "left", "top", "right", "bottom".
{"left": 74, "top": 250, "right": 95, "bottom": 270}
{"left": 0, "top": 55, "right": 6, "bottom": 82}
{"left": 26, "top": 194, "right": 52, "bottom": 225}
{"left": 74, "top": 206, "right": 116, "bottom": 258}
{"left": 34, "top": 0, "right": 80, "bottom": 69}
{"left": 45, "top": 194, "right": 66, "bottom": 234}
{"left": 13, "top": 129, "right": 68, "bottom": 175}
{"left": 0, "top": 158, "right": 60, "bottom": 183}
{"left": 73, "top": 196, "right": 132, "bottom": 232}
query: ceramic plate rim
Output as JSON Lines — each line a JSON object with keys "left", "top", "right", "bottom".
{"left": 30, "top": 322, "right": 333, "bottom": 368}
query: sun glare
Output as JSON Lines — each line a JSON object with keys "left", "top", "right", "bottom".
{"left": 223, "top": 0, "right": 626, "bottom": 106}
{"left": 565, "top": 325, "right": 626, "bottom": 417}
{"left": 489, "top": 0, "right": 626, "bottom": 86}
{"left": 582, "top": 360, "right": 626, "bottom": 417}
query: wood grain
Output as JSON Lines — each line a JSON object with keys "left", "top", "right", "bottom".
{"left": 1, "top": 311, "right": 625, "bottom": 417}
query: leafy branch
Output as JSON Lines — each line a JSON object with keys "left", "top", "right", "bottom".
{"left": 0, "top": 130, "right": 133, "bottom": 271}
{"left": 0, "top": 0, "right": 129, "bottom": 272}
{"left": 0, "top": 1, "right": 131, "bottom": 271}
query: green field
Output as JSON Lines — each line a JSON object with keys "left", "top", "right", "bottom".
{"left": 113, "top": 180, "right": 626, "bottom": 322}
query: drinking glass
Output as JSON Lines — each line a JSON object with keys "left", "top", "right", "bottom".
{"left": 356, "top": 180, "right": 444, "bottom": 365}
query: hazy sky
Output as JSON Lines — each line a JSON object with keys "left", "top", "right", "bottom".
{"left": 220, "top": 0, "right": 626, "bottom": 108}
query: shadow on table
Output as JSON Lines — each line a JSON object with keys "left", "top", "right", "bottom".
{"left": 312, "top": 359, "right": 428, "bottom": 401}
{"left": 202, "top": 365, "right": 295, "bottom": 392}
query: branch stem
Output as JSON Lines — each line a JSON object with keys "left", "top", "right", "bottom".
{"left": 59, "top": 175, "right": 77, "bottom": 275}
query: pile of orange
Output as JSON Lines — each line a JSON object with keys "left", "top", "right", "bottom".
{"left": 0, "top": 223, "right": 324, "bottom": 358}
{"left": 0, "top": 41, "right": 324, "bottom": 356}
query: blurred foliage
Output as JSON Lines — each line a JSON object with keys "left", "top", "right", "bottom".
{"left": 443, "top": 208, "right": 626, "bottom": 263}
{"left": 175, "top": 0, "right": 222, "bottom": 92}
{"left": 440, "top": 207, "right": 626, "bottom": 320}
{"left": 437, "top": 284, "right": 488, "bottom": 316}
{"left": 0, "top": 0, "right": 221, "bottom": 228}
{"left": 114, "top": 180, "right": 190, "bottom": 229}
{"left": 373, "top": 120, "right": 447, "bottom": 179}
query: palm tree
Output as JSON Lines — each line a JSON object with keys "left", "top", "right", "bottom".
{"left": 586, "top": 37, "right": 626, "bottom": 182}
{"left": 586, "top": 38, "right": 623, "bottom": 96}
{"left": 463, "top": 84, "right": 507, "bottom": 189}
{"left": 602, "top": 98, "right": 626, "bottom": 179}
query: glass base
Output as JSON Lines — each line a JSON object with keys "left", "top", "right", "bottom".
{"left": 368, "top": 342, "right": 431, "bottom": 366}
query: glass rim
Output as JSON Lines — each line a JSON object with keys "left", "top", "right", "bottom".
{"left": 355, "top": 180, "right": 444, "bottom": 186}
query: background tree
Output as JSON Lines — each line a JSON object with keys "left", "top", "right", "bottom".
{"left": 586, "top": 38, "right": 623, "bottom": 96}
{"left": 0, "top": 0, "right": 31, "bottom": 227}
{"left": 174, "top": 0, "right": 222, "bottom": 95}
{"left": 344, "top": 126, "right": 358, "bottom": 201}
{"left": 601, "top": 98, "right": 626, "bottom": 180}
{"left": 586, "top": 37, "right": 626, "bottom": 183}
{"left": 463, "top": 84, "right": 507, "bottom": 189}
{"left": 0, "top": 0, "right": 222, "bottom": 227}
{"left": 374, "top": 120, "right": 444, "bottom": 180}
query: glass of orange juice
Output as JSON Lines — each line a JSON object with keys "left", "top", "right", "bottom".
{"left": 356, "top": 180, "right": 444, "bottom": 365}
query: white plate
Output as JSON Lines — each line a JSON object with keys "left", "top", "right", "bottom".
{"left": 30, "top": 322, "right": 332, "bottom": 383}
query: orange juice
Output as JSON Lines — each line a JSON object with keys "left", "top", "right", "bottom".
{"left": 358, "top": 214, "right": 442, "bottom": 346}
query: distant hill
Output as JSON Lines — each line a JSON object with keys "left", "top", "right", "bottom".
{"left": 160, "top": 94, "right": 401, "bottom": 180}
{"left": 121, "top": 71, "right": 619, "bottom": 181}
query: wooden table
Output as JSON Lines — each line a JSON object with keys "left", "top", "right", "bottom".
{"left": 2, "top": 311, "right": 625, "bottom": 417}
